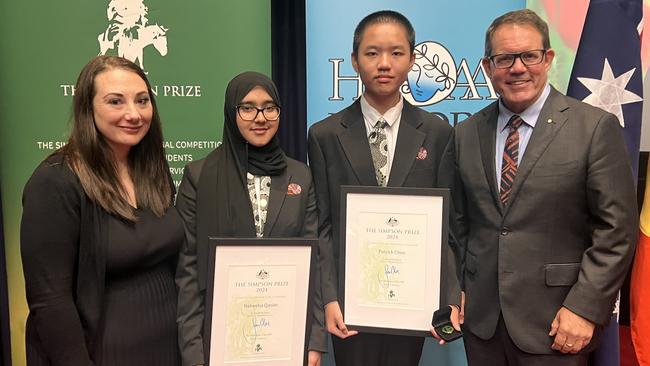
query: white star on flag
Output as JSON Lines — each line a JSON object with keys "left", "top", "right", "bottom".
{"left": 577, "top": 58, "right": 642, "bottom": 127}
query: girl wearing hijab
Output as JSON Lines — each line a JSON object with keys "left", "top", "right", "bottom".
{"left": 175, "top": 72, "right": 326, "bottom": 366}
{"left": 21, "top": 55, "right": 182, "bottom": 365}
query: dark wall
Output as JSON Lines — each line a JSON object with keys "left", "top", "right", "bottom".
{"left": 271, "top": 0, "right": 308, "bottom": 163}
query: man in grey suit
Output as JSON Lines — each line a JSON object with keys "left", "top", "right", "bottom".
{"left": 308, "top": 10, "right": 453, "bottom": 366}
{"left": 443, "top": 9, "right": 638, "bottom": 365}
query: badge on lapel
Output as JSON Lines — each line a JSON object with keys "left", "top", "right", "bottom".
{"left": 416, "top": 146, "right": 428, "bottom": 160}
{"left": 287, "top": 183, "right": 302, "bottom": 196}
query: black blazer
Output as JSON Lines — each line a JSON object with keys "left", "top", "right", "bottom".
{"left": 444, "top": 88, "right": 638, "bottom": 354}
{"left": 21, "top": 154, "right": 109, "bottom": 366}
{"left": 307, "top": 98, "right": 454, "bottom": 306}
{"left": 175, "top": 148, "right": 326, "bottom": 366}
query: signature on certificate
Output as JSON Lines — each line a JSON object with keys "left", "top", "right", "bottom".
{"left": 243, "top": 317, "right": 271, "bottom": 346}
{"left": 378, "top": 264, "right": 400, "bottom": 289}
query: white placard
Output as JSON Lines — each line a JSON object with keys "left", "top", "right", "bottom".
{"left": 343, "top": 188, "right": 446, "bottom": 335}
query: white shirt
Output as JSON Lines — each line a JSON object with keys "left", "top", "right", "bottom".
{"left": 360, "top": 95, "right": 403, "bottom": 183}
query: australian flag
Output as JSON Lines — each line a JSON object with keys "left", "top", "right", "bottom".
{"left": 566, "top": 1, "right": 643, "bottom": 365}
{"left": 567, "top": 0, "right": 643, "bottom": 178}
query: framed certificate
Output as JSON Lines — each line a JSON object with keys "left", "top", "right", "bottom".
{"left": 340, "top": 186, "right": 450, "bottom": 337}
{"left": 205, "top": 238, "right": 317, "bottom": 366}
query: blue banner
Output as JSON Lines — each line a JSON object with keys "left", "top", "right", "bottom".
{"left": 306, "top": 0, "right": 525, "bottom": 129}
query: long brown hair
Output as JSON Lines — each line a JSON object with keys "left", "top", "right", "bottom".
{"left": 63, "top": 55, "right": 172, "bottom": 221}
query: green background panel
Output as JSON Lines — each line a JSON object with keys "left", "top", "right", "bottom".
{"left": 0, "top": 1, "right": 271, "bottom": 363}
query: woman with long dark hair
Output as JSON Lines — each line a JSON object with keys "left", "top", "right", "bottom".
{"left": 21, "top": 55, "right": 182, "bottom": 365}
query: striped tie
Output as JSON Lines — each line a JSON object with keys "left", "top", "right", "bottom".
{"left": 500, "top": 115, "right": 524, "bottom": 205}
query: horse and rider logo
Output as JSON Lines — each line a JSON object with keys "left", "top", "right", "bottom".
{"left": 97, "top": 0, "right": 168, "bottom": 71}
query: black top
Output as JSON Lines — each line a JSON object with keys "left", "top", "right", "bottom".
{"left": 100, "top": 209, "right": 182, "bottom": 366}
{"left": 21, "top": 154, "right": 183, "bottom": 365}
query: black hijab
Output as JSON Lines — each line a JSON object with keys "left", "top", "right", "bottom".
{"left": 222, "top": 71, "right": 287, "bottom": 177}
{"left": 214, "top": 71, "right": 287, "bottom": 237}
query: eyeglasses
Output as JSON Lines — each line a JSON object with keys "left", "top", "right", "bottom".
{"left": 487, "top": 49, "right": 547, "bottom": 69}
{"left": 236, "top": 105, "right": 281, "bottom": 121}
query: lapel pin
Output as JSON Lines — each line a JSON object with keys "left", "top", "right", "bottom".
{"left": 547, "top": 118, "right": 553, "bottom": 124}
{"left": 416, "top": 146, "right": 428, "bottom": 160}
{"left": 287, "top": 183, "right": 302, "bottom": 196}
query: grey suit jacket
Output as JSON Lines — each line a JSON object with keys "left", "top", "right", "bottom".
{"left": 308, "top": 98, "right": 455, "bottom": 308}
{"left": 175, "top": 148, "right": 327, "bottom": 366}
{"left": 443, "top": 87, "right": 638, "bottom": 354}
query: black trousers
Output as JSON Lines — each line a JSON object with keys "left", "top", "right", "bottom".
{"left": 331, "top": 332, "right": 424, "bottom": 366}
{"left": 463, "top": 314, "right": 590, "bottom": 366}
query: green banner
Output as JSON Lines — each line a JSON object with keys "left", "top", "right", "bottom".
{"left": 0, "top": 1, "right": 271, "bottom": 363}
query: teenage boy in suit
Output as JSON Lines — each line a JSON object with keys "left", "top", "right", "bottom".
{"left": 308, "top": 10, "right": 453, "bottom": 365}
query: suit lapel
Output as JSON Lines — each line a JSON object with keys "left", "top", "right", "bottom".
{"left": 195, "top": 149, "right": 221, "bottom": 289}
{"left": 264, "top": 169, "right": 289, "bottom": 236}
{"left": 502, "top": 89, "right": 569, "bottom": 217}
{"left": 388, "top": 102, "right": 425, "bottom": 187}
{"left": 197, "top": 149, "right": 220, "bottom": 237}
{"left": 337, "top": 100, "right": 378, "bottom": 186}
{"left": 477, "top": 104, "right": 502, "bottom": 213}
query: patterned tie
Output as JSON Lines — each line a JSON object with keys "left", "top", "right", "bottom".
{"left": 500, "top": 115, "right": 524, "bottom": 205}
{"left": 369, "top": 119, "right": 389, "bottom": 186}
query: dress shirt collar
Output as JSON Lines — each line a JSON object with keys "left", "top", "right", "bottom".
{"left": 360, "top": 94, "right": 403, "bottom": 131}
{"left": 497, "top": 83, "right": 551, "bottom": 132}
